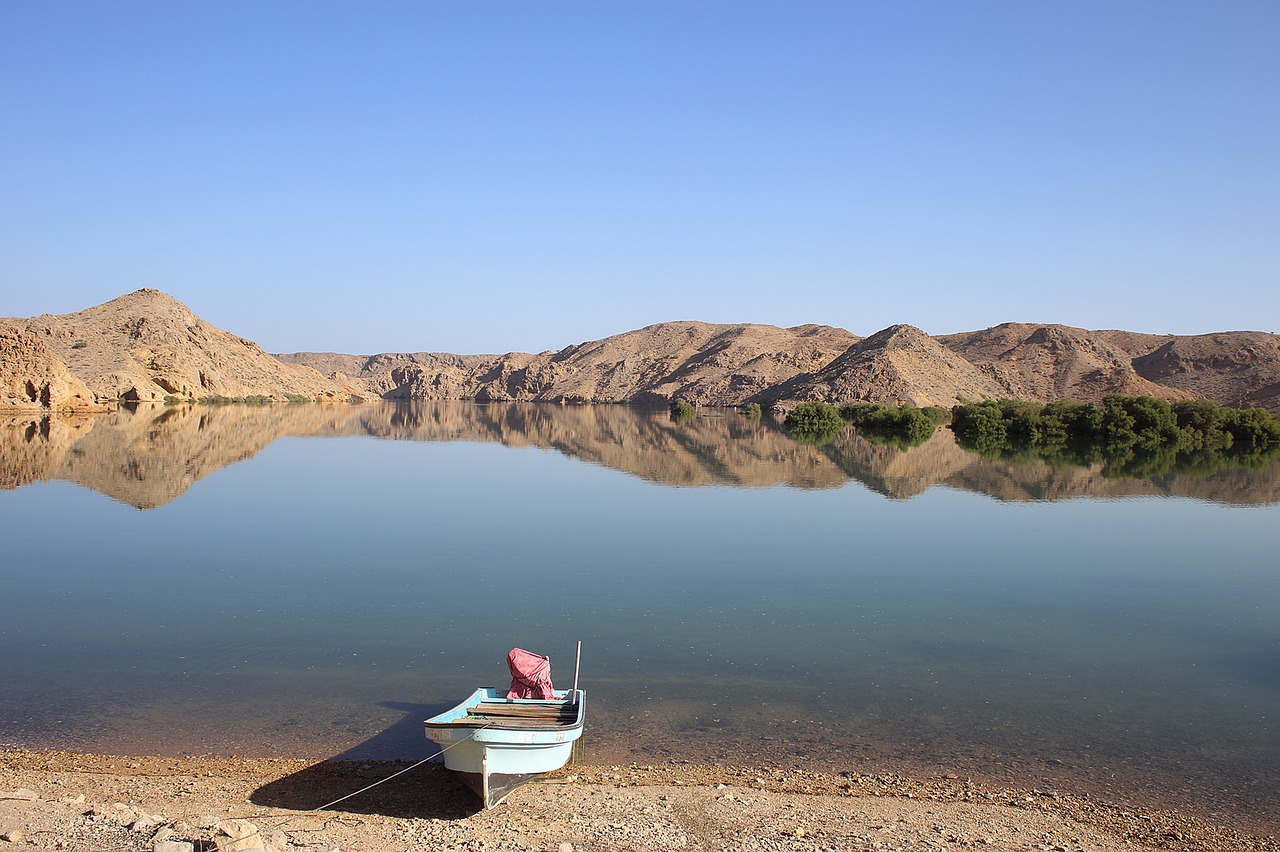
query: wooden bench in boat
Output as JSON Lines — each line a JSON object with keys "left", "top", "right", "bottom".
{"left": 464, "top": 701, "right": 580, "bottom": 728}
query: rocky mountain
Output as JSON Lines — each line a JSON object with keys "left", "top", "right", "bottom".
{"left": 3, "top": 289, "right": 361, "bottom": 406}
{"left": 274, "top": 350, "right": 499, "bottom": 400}
{"left": 281, "top": 321, "right": 858, "bottom": 406}
{"left": 770, "top": 324, "right": 1008, "bottom": 407}
{"left": 289, "top": 319, "right": 1280, "bottom": 413}
{"left": 5, "top": 289, "right": 1280, "bottom": 414}
{"left": 939, "top": 323, "right": 1192, "bottom": 403}
{"left": 541, "top": 321, "right": 858, "bottom": 405}
{"left": 940, "top": 323, "right": 1280, "bottom": 413}
{"left": 1126, "top": 331, "right": 1280, "bottom": 413}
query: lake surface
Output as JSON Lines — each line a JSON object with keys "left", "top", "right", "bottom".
{"left": 2, "top": 401, "right": 1278, "bottom": 834}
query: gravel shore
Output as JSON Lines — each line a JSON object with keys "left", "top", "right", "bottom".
{"left": 2, "top": 750, "right": 1275, "bottom": 852}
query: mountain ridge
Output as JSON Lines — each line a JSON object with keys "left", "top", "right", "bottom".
{"left": 3, "top": 289, "right": 362, "bottom": 408}
{"left": 4, "top": 289, "right": 1279, "bottom": 414}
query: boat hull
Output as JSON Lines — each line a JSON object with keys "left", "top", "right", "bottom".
{"left": 425, "top": 687, "right": 585, "bottom": 808}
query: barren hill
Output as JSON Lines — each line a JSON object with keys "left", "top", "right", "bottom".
{"left": 940, "top": 323, "right": 1192, "bottom": 404}
{"left": 769, "top": 324, "right": 1008, "bottom": 408}
{"left": 6, "top": 289, "right": 1280, "bottom": 414}
{"left": 531, "top": 321, "right": 858, "bottom": 404}
{"left": 281, "top": 322, "right": 858, "bottom": 406}
{"left": 294, "top": 318, "right": 1279, "bottom": 413}
{"left": 1126, "top": 332, "right": 1280, "bottom": 413}
{"left": 4, "top": 289, "right": 361, "bottom": 404}
{"left": 276, "top": 350, "right": 502, "bottom": 400}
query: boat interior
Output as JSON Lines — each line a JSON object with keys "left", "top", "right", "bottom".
{"left": 464, "top": 700, "right": 580, "bottom": 728}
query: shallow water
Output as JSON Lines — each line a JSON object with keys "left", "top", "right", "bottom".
{"left": 1, "top": 401, "right": 1278, "bottom": 833}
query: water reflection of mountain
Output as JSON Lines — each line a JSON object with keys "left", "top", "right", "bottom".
{"left": 0, "top": 404, "right": 366, "bottom": 509}
{"left": 4, "top": 401, "right": 1279, "bottom": 508}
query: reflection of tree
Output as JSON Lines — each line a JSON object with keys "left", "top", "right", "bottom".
{"left": 854, "top": 426, "right": 933, "bottom": 451}
{"left": 787, "top": 426, "right": 842, "bottom": 446}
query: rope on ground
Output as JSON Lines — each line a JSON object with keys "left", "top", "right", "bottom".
{"left": 225, "top": 721, "right": 497, "bottom": 848}
{"left": 295, "top": 723, "right": 496, "bottom": 815}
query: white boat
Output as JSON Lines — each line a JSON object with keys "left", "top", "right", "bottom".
{"left": 424, "top": 686, "right": 586, "bottom": 808}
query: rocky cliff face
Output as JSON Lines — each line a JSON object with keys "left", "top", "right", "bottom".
{"left": 5, "top": 289, "right": 362, "bottom": 404}
{"left": 0, "top": 324, "right": 102, "bottom": 412}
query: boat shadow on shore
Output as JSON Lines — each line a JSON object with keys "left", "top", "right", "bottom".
{"left": 249, "top": 701, "right": 484, "bottom": 820}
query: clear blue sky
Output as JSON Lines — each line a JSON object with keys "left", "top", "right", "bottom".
{"left": 2, "top": 1, "right": 1277, "bottom": 354}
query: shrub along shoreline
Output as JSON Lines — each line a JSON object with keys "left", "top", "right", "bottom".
{"left": 783, "top": 400, "right": 948, "bottom": 447}
{"left": 779, "top": 395, "right": 1280, "bottom": 477}
{"left": 950, "top": 395, "right": 1280, "bottom": 476}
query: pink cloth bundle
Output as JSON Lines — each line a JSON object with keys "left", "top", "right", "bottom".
{"left": 505, "top": 647, "right": 555, "bottom": 699}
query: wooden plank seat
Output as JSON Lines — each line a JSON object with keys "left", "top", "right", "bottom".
{"left": 466, "top": 702, "right": 579, "bottom": 726}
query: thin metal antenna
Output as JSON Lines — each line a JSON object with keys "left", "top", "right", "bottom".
{"left": 572, "top": 640, "right": 582, "bottom": 703}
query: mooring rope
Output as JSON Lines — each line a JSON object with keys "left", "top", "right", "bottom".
{"left": 207, "top": 672, "right": 581, "bottom": 847}
{"left": 299, "top": 721, "right": 496, "bottom": 815}
{"left": 218, "top": 720, "right": 499, "bottom": 849}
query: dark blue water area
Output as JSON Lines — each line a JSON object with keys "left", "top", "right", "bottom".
{"left": 2, "top": 425, "right": 1278, "bottom": 829}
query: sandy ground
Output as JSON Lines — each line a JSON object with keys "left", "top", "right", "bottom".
{"left": 1, "top": 751, "right": 1276, "bottom": 852}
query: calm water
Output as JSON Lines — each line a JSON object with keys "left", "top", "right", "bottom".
{"left": 1, "top": 402, "right": 1278, "bottom": 833}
